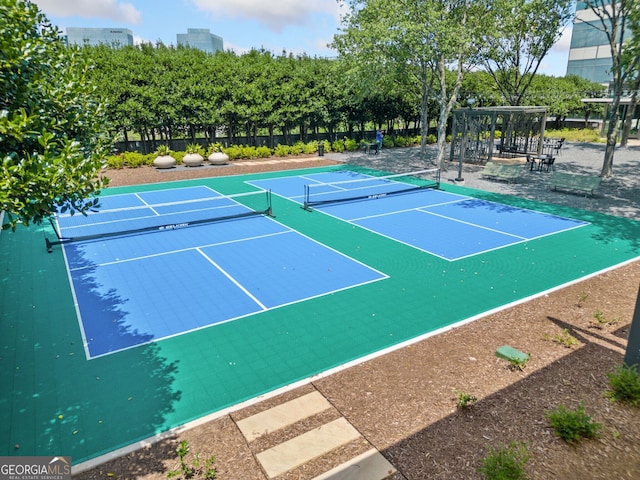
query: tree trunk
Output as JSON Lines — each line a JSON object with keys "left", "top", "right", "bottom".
{"left": 601, "top": 99, "right": 621, "bottom": 178}
{"left": 620, "top": 77, "right": 639, "bottom": 147}
{"left": 419, "top": 64, "right": 431, "bottom": 157}
{"left": 122, "top": 128, "right": 130, "bottom": 152}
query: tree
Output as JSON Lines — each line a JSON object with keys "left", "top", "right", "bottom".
{"left": 0, "top": 0, "right": 112, "bottom": 229}
{"left": 525, "top": 74, "right": 606, "bottom": 128}
{"left": 581, "top": 0, "right": 639, "bottom": 177}
{"left": 620, "top": 2, "right": 640, "bottom": 147}
{"left": 333, "top": 0, "right": 487, "bottom": 168}
{"left": 480, "top": 0, "right": 573, "bottom": 106}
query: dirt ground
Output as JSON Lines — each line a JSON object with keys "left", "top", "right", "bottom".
{"left": 75, "top": 156, "right": 640, "bottom": 479}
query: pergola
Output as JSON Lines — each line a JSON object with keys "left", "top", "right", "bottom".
{"left": 449, "top": 106, "right": 548, "bottom": 180}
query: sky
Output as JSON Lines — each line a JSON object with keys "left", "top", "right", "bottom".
{"left": 34, "top": 0, "right": 572, "bottom": 77}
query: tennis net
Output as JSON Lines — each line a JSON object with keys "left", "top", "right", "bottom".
{"left": 46, "top": 189, "right": 272, "bottom": 252}
{"left": 303, "top": 168, "right": 440, "bottom": 210}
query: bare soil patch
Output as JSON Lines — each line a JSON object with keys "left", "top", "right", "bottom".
{"left": 76, "top": 157, "right": 640, "bottom": 479}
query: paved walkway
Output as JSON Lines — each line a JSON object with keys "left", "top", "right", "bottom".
{"left": 325, "top": 140, "right": 640, "bottom": 221}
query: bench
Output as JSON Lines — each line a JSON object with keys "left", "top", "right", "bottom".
{"left": 547, "top": 172, "right": 601, "bottom": 197}
{"left": 480, "top": 162, "right": 522, "bottom": 183}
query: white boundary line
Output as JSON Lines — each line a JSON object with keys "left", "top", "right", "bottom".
{"left": 71, "top": 256, "right": 640, "bottom": 475}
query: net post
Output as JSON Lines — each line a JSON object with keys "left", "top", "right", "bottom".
{"left": 45, "top": 217, "right": 62, "bottom": 253}
{"left": 302, "top": 184, "right": 312, "bottom": 211}
{"left": 266, "top": 189, "right": 274, "bottom": 217}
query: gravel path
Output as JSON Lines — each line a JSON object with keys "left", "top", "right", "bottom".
{"left": 326, "top": 141, "right": 640, "bottom": 221}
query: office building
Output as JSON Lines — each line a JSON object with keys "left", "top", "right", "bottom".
{"left": 566, "top": 2, "right": 633, "bottom": 84}
{"left": 65, "top": 27, "right": 134, "bottom": 47}
{"left": 176, "top": 28, "right": 223, "bottom": 54}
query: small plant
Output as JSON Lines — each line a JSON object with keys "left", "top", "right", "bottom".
{"left": 545, "top": 329, "right": 579, "bottom": 349}
{"left": 455, "top": 390, "right": 478, "bottom": 409}
{"left": 545, "top": 402, "right": 601, "bottom": 443}
{"left": 605, "top": 364, "right": 640, "bottom": 407}
{"left": 477, "top": 441, "right": 531, "bottom": 480}
{"left": 167, "top": 440, "right": 216, "bottom": 479}
{"left": 155, "top": 144, "right": 172, "bottom": 156}
{"left": 576, "top": 290, "right": 589, "bottom": 307}
{"left": 590, "top": 310, "right": 618, "bottom": 329}
{"left": 206, "top": 142, "right": 224, "bottom": 155}
{"left": 185, "top": 143, "right": 204, "bottom": 155}
{"left": 508, "top": 355, "right": 530, "bottom": 371}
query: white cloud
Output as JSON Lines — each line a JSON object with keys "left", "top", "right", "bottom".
{"left": 190, "top": 0, "right": 341, "bottom": 32}
{"left": 554, "top": 25, "right": 573, "bottom": 52}
{"left": 35, "top": 0, "right": 142, "bottom": 24}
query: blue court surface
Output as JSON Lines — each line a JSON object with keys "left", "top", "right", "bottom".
{"left": 249, "top": 171, "right": 588, "bottom": 260}
{"left": 54, "top": 185, "right": 386, "bottom": 358}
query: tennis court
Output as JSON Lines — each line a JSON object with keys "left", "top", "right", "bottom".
{"left": 1, "top": 164, "right": 639, "bottom": 466}
{"left": 249, "top": 170, "right": 587, "bottom": 260}
{"left": 49, "top": 185, "right": 386, "bottom": 358}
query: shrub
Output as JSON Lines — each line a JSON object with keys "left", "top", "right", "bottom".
{"left": 322, "top": 140, "right": 332, "bottom": 153}
{"left": 425, "top": 134, "right": 437, "bottom": 144}
{"left": 545, "top": 128, "right": 603, "bottom": 143}
{"left": 545, "top": 402, "right": 601, "bottom": 443}
{"left": 223, "top": 145, "right": 243, "bottom": 160}
{"left": 122, "top": 151, "right": 149, "bottom": 168}
{"left": 477, "top": 441, "right": 530, "bottom": 480}
{"left": 256, "top": 146, "right": 272, "bottom": 158}
{"left": 240, "top": 145, "right": 258, "bottom": 159}
{"left": 172, "top": 151, "right": 185, "bottom": 165}
{"left": 304, "top": 141, "right": 318, "bottom": 154}
{"left": 331, "top": 139, "right": 345, "bottom": 152}
{"left": 106, "top": 155, "right": 125, "bottom": 169}
{"left": 344, "top": 138, "right": 359, "bottom": 151}
{"left": 290, "top": 141, "right": 305, "bottom": 155}
{"left": 382, "top": 136, "right": 394, "bottom": 148}
{"left": 393, "top": 135, "right": 409, "bottom": 147}
{"left": 605, "top": 364, "right": 640, "bottom": 407}
{"left": 274, "top": 144, "right": 290, "bottom": 157}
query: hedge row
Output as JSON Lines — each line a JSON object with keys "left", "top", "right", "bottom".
{"left": 105, "top": 135, "right": 428, "bottom": 169}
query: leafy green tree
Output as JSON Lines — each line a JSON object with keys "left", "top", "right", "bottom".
{"left": 480, "top": 0, "right": 573, "bottom": 106}
{"left": 333, "top": 0, "right": 488, "bottom": 167}
{"left": 620, "top": 2, "right": 640, "bottom": 146}
{"left": 581, "top": 0, "right": 639, "bottom": 176}
{"left": 0, "top": 0, "right": 112, "bottom": 229}
{"left": 525, "top": 74, "right": 606, "bottom": 128}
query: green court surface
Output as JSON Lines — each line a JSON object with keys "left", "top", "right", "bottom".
{"left": 1, "top": 164, "right": 639, "bottom": 466}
